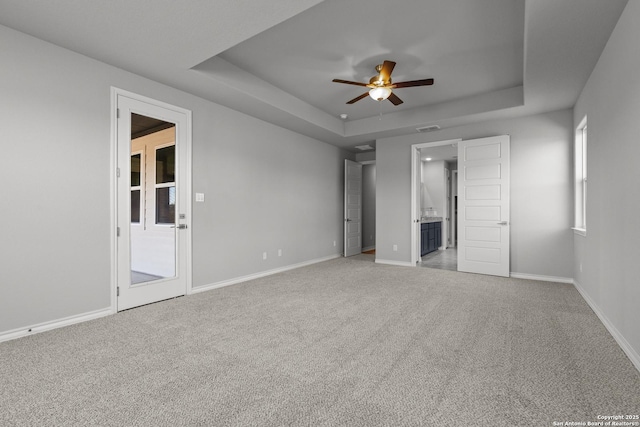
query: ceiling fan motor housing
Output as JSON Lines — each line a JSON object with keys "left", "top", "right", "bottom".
{"left": 370, "top": 75, "right": 390, "bottom": 86}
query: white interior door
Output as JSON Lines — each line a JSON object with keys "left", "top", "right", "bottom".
{"left": 457, "top": 135, "right": 510, "bottom": 277}
{"left": 115, "top": 90, "right": 191, "bottom": 311}
{"left": 344, "top": 160, "right": 362, "bottom": 257}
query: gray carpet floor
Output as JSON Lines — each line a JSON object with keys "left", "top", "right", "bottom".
{"left": 1, "top": 254, "right": 639, "bottom": 426}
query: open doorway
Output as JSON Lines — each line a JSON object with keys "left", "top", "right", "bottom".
{"left": 411, "top": 136, "right": 511, "bottom": 277}
{"left": 410, "top": 139, "right": 460, "bottom": 270}
{"left": 343, "top": 159, "right": 376, "bottom": 258}
{"left": 419, "top": 145, "right": 458, "bottom": 271}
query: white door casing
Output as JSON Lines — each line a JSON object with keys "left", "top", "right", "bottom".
{"left": 411, "top": 146, "right": 422, "bottom": 263}
{"left": 442, "top": 166, "right": 449, "bottom": 249}
{"left": 451, "top": 170, "right": 458, "bottom": 247}
{"left": 114, "top": 89, "right": 192, "bottom": 311}
{"left": 457, "top": 135, "right": 510, "bottom": 277}
{"left": 344, "top": 160, "right": 362, "bottom": 257}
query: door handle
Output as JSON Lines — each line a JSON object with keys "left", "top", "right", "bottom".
{"left": 172, "top": 224, "right": 188, "bottom": 229}
{"left": 345, "top": 218, "right": 351, "bottom": 222}
{"left": 497, "top": 221, "right": 508, "bottom": 225}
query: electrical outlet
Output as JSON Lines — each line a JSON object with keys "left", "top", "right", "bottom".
{"left": 579, "top": 263, "right": 583, "bottom": 272}
{"left": 278, "top": 249, "right": 282, "bottom": 257}
{"left": 333, "top": 241, "right": 336, "bottom": 247}
{"left": 262, "top": 252, "right": 267, "bottom": 260}
{"left": 393, "top": 245, "right": 398, "bottom": 251}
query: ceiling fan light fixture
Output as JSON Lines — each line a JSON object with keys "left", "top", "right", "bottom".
{"left": 369, "top": 87, "right": 392, "bottom": 101}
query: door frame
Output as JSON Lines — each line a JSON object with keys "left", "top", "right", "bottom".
{"left": 450, "top": 169, "right": 458, "bottom": 247}
{"left": 344, "top": 159, "right": 363, "bottom": 257}
{"left": 410, "top": 139, "right": 461, "bottom": 265}
{"left": 110, "top": 87, "right": 193, "bottom": 312}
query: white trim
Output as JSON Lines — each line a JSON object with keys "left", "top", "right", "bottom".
{"left": 574, "top": 280, "right": 640, "bottom": 374}
{"left": 510, "top": 272, "right": 574, "bottom": 284}
{"left": 0, "top": 308, "right": 113, "bottom": 344}
{"left": 110, "top": 88, "right": 118, "bottom": 313}
{"left": 572, "top": 227, "right": 587, "bottom": 237}
{"left": 574, "top": 116, "right": 587, "bottom": 231}
{"left": 192, "top": 254, "right": 341, "bottom": 294}
{"left": 375, "top": 259, "right": 416, "bottom": 267}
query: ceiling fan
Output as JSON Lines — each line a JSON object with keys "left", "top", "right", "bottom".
{"left": 332, "top": 60, "right": 434, "bottom": 106}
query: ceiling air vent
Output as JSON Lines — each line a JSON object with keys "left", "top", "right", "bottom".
{"left": 416, "top": 125, "right": 440, "bottom": 133}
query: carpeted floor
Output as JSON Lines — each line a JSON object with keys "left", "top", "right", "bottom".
{"left": 1, "top": 254, "right": 639, "bottom": 426}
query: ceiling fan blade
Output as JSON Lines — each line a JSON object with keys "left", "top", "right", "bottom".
{"left": 391, "top": 78, "right": 434, "bottom": 88}
{"left": 332, "top": 79, "right": 369, "bottom": 87}
{"left": 379, "top": 60, "right": 396, "bottom": 83}
{"left": 388, "top": 92, "right": 403, "bottom": 106}
{"left": 346, "top": 92, "right": 370, "bottom": 104}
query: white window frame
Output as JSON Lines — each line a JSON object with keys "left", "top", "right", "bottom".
{"left": 573, "top": 116, "right": 587, "bottom": 236}
{"left": 154, "top": 142, "right": 176, "bottom": 226}
{"left": 130, "top": 149, "right": 145, "bottom": 226}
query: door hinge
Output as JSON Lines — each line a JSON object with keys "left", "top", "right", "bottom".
{"left": 116, "top": 168, "right": 120, "bottom": 178}
{"left": 117, "top": 227, "right": 120, "bottom": 237}
{"left": 117, "top": 108, "right": 120, "bottom": 119}
{"left": 117, "top": 287, "right": 120, "bottom": 297}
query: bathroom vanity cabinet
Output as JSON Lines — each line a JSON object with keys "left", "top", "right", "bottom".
{"left": 420, "top": 220, "right": 442, "bottom": 256}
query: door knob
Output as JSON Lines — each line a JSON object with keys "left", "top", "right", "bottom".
{"left": 497, "top": 221, "right": 508, "bottom": 225}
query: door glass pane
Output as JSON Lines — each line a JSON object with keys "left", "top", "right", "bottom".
{"left": 130, "top": 113, "right": 177, "bottom": 284}
{"left": 156, "top": 146, "right": 175, "bottom": 184}
{"left": 156, "top": 186, "right": 175, "bottom": 224}
{"left": 131, "top": 190, "right": 140, "bottom": 223}
{"left": 131, "top": 154, "right": 141, "bottom": 186}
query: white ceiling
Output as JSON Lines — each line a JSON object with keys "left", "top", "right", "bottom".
{"left": 0, "top": 0, "right": 628, "bottom": 152}
{"left": 420, "top": 144, "right": 458, "bottom": 163}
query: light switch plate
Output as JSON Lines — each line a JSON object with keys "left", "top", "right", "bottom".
{"left": 195, "top": 193, "right": 205, "bottom": 202}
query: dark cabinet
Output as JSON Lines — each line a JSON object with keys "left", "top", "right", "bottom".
{"left": 421, "top": 223, "right": 429, "bottom": 256}
{"left": 420, "top": 221, "right": 442, "bottom": 256}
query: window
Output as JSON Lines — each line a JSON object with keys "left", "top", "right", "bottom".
{"left": 574, "top": 117, "right": 587, "bottom": 235}
{"left": 155, "top": 145, "right": 175, "bottom": 224}
{"left": 131, "top": 152, "right": 142, "bottom": 224}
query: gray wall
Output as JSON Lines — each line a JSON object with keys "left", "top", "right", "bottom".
{"left": 376, "top": 109, "right": 574, "bottom": 279}
{"left": 0, "top": 24, "right": 349, "bottom": 334}
{"left": 573, "top": 1, "right": 640, "bottom": 365}
{"left": 361, "top": 164, "right": 376, "bottom": 251}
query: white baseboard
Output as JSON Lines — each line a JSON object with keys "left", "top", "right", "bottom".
{"left": 573, "top": 280, "right": 640, "bottom": 373}
{"left": 510, "top": 272, "right": 574, "bottom": 284}
{"left": 375, "top": 259, "right": 415, "bottom": 267}
{"left": 0, "top": 307, "right": 113, "bottom": 343}
{"left": 192, "top": 254, "right": 342, "bottom": 294}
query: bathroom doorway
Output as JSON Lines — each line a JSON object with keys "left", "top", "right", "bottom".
{"left": 410, "top": 140, "right": 459, "bottom": 270}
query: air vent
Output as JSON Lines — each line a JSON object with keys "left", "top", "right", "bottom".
{"left": 354, "top": 144, "right": 374, "bottom": 151}
{"left": 416, "top": 125, "right": 440, "bottom": 133}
